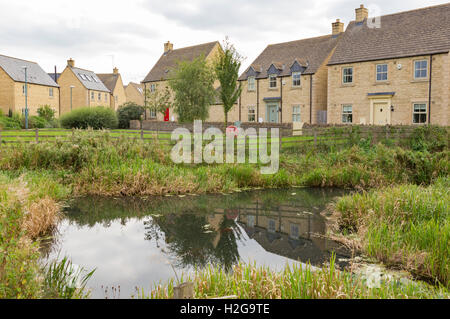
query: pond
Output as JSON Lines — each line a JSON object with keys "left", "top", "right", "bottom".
{"left": 41, "top": 188, "right": 351, "bottom": 298}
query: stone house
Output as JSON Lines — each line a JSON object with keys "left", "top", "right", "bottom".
{"left": 57, "top": 58, "right": 110, "bottom": 115}
{"left": 327, "top": 4, "right": 450, "bottom": 126}
{"left": 0, "top": 54, "right": 59, "bottom": 117}
{"left": 124, "top": 82, "right": 144, "bottom": 106}
{"left": 237, "top": 22, "right": 342, "bottom": 124}
{"left": 141, "top": 41, "right": 226, "bottom": 122}
{"left": 97, "top": 68, "right": 127, "bottom": 111}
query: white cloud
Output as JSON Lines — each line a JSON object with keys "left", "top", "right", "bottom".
{"left": 0, "top": 0, "right": 447, "bottom": 84}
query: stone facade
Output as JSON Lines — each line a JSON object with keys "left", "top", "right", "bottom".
{"left": 125, "top": 82, "right": 144, "bottom": 106}
{"left": 0, "top": 66, "right": 59, "bottom": 116}
{"left": 327, "top": 53, "right": 450, "bottom": 126}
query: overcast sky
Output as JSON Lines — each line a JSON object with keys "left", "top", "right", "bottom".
{"left": 0, "top": 0, "right": 448, "bottom": 84}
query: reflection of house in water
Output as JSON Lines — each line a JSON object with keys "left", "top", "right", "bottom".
{"left": 234, "top": 201, "right": 350, "bottom": 267}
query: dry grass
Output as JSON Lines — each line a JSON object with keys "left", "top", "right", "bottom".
{"left": 22, "top": 197, "right": 61, "bottom": 239}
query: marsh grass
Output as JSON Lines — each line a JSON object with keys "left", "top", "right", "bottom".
{"left": 137, "top": 255, "right": 449, "bottom": 299}
{"left": 336, "top": 178, "right": 450, "bottom": 287}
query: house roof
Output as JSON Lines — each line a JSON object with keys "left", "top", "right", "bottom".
{"left": 0, "top": 54, "right": 59, "bottom": 87}
{"left": 48, "top": 73, "right": 61, "bottom": 82}
{"left": 70, "top": 67, "right": 110, "bottom": 92}
{"left": 126, "top": 82, "right": 144, "bottom": 95}
{"left": 96, "top": 73, "right": 120, "bottom": 93}
{"left": 238, "top": 35, "right": 340, "bottom": 81}
{"left": 142, "top": 41, "right": 219, "bottom": 83}
{"left": 328, "top": 3, "right": 450, "bottom": 65}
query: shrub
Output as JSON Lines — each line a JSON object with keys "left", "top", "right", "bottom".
{"left": 117, "top": 102, "right": 144, "bottom": 129}
{"left": 409, "top": 125, "right": 448, "bottom": 152}
{"left": 22, "top": 116, "right": 47, "bottom": 129}
{"left": 0, "top": 113, "right": 21, "bottom": 129}
{"left": 60, "top": 106, "right": 118, "bottom": 129}
{"left": 37, "top": 105, "right": 56, "bottom": 122}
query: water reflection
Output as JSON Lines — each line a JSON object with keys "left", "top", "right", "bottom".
{"left": 43, "top": 188, "right": 351, "bottom": 298}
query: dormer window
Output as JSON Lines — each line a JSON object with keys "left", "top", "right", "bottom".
{"left": 269, "top": 75, "right": 277, "bottom": 88}
{"left": 292, "top": 72, "right": 301, "bottom": 87}
{"left": 248, "top": 76, "right": 255, "bottom": 91}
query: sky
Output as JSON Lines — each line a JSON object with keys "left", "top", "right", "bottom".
{"left": 0, "top": 0, "right": 448, "bottom": 84}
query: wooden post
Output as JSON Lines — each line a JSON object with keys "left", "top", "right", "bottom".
{"left": 72, "top": 128, "right": 75, "bottom": 138}
{"left": 140, "top": 127, "right": 144, "bottom": 140}
{"left": 313, "top": 128, "right": 317, "bottom": 147}
{"left": 35, "top": 128, "right": 39, "bottom": 143}
{"left": 173, "top": 282, "right": 194, "bottom": 299}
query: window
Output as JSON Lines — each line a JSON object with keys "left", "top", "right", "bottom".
{"left": 290, "top": 224, "right": 299, "bottom": 239}
{"left": 414, "top": 60, "right": 428, "bottom": 79}
{"left": 98, "top": 93, "right": 101, "bottom": 101}
{"left": 342, "top": 67, "right": 353, "bottom": 84}
{"left": 376, "top": 64, "right": 388, "bottom": 81}
{"left": 149, "top": 109, "right": 156, "bottom": 118}
{"left": 292, "top": 72, "right": 301, "bottom": 87}
{"left": 150, "top": 83, "right": 156, "bottom": 93}
{"left": 269, "top": 75, "right": 277, "bottom": 88}
{"left": 248, "top": 106, "right": 256, "bottom": 122}
{"left": 413, "top": 103, "right": 427, "bottom": 124}
{"left": 93, "top": 76, "right": 99, "bottom": 83}
{"left": 268, "top": 219, "right": 276, "bottom": 233}
{"left": 49, "top": 88, "right": 54, "bottom": 97}
{"left": 342, "top": 105, "right": 352, "bottom": 123}
{"left": 248, "top": 77, "right": 255, "bottom": 91}
{"left": 22, "top": 85, "right": 27, "bottom": 95}
{"left": 105, "top": 94, "right": 108, "bottom": 102}
{"left": 91, "top": 91, "right": 94, "bottom": 100}
{"left": 292, "top": 105, "right": 301, "bottom": 122}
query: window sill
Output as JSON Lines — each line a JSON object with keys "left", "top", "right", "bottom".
{"left": 268, "top": 88, "right": 278, "bottom": 91}
{"left": 340, "top": 83, "right": 355, "bottom": 88}
{"left": 411, "top": 78, "right": 429, "bottom": 83}
{"left": 247, "top": 89, "right": 256, "bottom": 93}
{"left": 373, "top": 81, "right": 390, "bottom": 85}
{"left": 290, "top": 86, "right": 302, "bottom": 90}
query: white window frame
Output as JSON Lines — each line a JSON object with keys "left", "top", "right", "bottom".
{"left": 269, "top": 75, "right": 277, "bottom": 88}
{"left": 91, "top": 91, "right": 94, "bottom": 100}
{"left": 342, "top": 67, "right": 353, "bottom": 84}
{"left": 414, "top": 60, "right": 428, "bottom": 79}
{"left": 248, "top": 76, "right": 255, "bottom": 91}
{"left": 412, "top": 103, "right": 427, "bottom": 124}
{"left": 98, "top": 93, "right": 101, "bottom": 101}
{"left": 149, "top": 109, "right": 157, "bottom": 118}
{"left": 248, "top": 106, "right": 256, "bottom": 122}
{"left": 292, "top": 105, "right": 301, "bottom": 122}
{"left": 49, "top": 87, "right": 53, "bottom": 97}
{"left": 292, "top": 72, "right": 301, "bottom": 87}
{"left": 150, "top": 83, "right": 156, "bottom": 93}
{"left": 342, "top": 104, "right": 353, "bottom": 123}
{"left": 376, "top": 64, "right": 388, "bottom": 82}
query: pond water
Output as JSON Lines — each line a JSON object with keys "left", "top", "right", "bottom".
{"left": 41, "top": 188, "right": 351, "bottom": 298}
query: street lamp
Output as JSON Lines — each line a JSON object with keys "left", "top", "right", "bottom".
{"left": 22, "top": 66, "right": 28, "bottom": 129}
{"left": 70, "top": 85, "right": 75, "bottom": 111}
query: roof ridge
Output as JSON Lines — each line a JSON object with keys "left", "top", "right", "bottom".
{"left": 70, "top": 66, "right": 97, "bottom": 73}
{"left": 349, "top": 2, "right": 450, "bottom": 22}
{"left": 267, "top": 34, "right": 333, "bottom": 47}
{"left": 0, "top": 53, "right": 38, "bottom": 64}
{"left": 168, "top": 41, "right": 219, "bottom": 53}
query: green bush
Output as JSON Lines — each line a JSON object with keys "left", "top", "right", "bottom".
{"left": 21, "top": 116, "right": 47, "bottom": 129}
{"left": 117, "top": 102, "right": 144, "bottom": 129}
{"left": 409, "top": 125, "right": 448, "bottom": 152}
{"left": 60, "top": 106, "right": 118, "bottom": 129}
{"left": 0, "top": 114, "right": 21, "bottom": 129}
{"left": 37, "top": 105, "right": 57, "bottom": 122}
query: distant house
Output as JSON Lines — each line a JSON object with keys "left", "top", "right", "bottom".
{"left": 141, "top": 41, "right": 224, "bottom": 121}
{"left": 57, "top": 58, "right": 110, "bottom": 115}
{"left": 327, "top": 4, "right": 450, "bottom": 126}
{"left": 124, "top": 82, "right": 144, "bottom": 106}
{"left": 97, "top": 68, "right": 127, "bottom": 111}
{"left": 238, "top": 22, "right": 342, "bottom": 124}
{"left": 0, "top": 54, "right": 59, "bottom": 116}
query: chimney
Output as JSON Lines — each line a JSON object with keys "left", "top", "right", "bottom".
{"left": 67, "top": 58, "right": 75, "bottom": 67}
{"left": 164, "top": 41, "right": 173, "bottom": 53}
{"left": 113, "top": 67, "right": 119, "bottom": 74}
{"left": 355, "top": 4, "right": 368, "bottom": 22}
{"left": 332, "top": 19, "right": 344, "bottom": 35}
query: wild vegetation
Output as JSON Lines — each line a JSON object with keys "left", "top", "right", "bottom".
{"left": 59, "top": 106, "right": 118, "bottom": 129}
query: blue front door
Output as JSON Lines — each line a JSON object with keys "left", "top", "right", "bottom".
{"left": 266, "top": 103, "right": 279, "bottom": 123}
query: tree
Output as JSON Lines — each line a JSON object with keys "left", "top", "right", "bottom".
{"left": 169, "top": 55, "right": 216, "bottom": 123}
{"left": 214, "top": 38, "right": 244, "bottom": 127}
{"left": 144, "top": 85, "right": 172, "bottom": 118}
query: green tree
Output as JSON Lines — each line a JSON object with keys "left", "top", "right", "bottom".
{"left": 169, "top": 55, "right": 216, "bottom": 123}
{"left": 117, "top": 102, "right": 145, "bottom": 129}
{"left": 214, "top": 38, "right": 243, "bottom": 127}
{"left": 144, "top": 85, "right": 172, "bottom": 118}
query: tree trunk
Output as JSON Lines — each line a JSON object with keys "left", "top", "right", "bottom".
{"left": 224, "top": 110, "right": 228, "bottom": 130}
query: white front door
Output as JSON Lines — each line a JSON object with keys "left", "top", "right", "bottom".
{"left": 373, "top": 102, "right": 389, "bottom": 125}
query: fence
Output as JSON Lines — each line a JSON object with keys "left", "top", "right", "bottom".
{"left": 0, "top": 125, "right": 447, "bottom": 152}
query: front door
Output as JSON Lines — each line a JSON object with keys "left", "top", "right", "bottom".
{"left": 373, "top": 103, "right": 389, "bottom": 125}
{"left": 267, "top": 103, "right": 279, "bottom": 123}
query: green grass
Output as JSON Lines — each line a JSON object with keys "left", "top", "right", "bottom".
{"left": 135, "top": 255, "right": 449, "bottom": 299}
{"left": 336, "top": 177, "right": 450, "bottom": 287}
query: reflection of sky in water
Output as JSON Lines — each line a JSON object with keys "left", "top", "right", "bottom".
{"left": 48, "top": 218, "right": 303, "bottom": 299}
